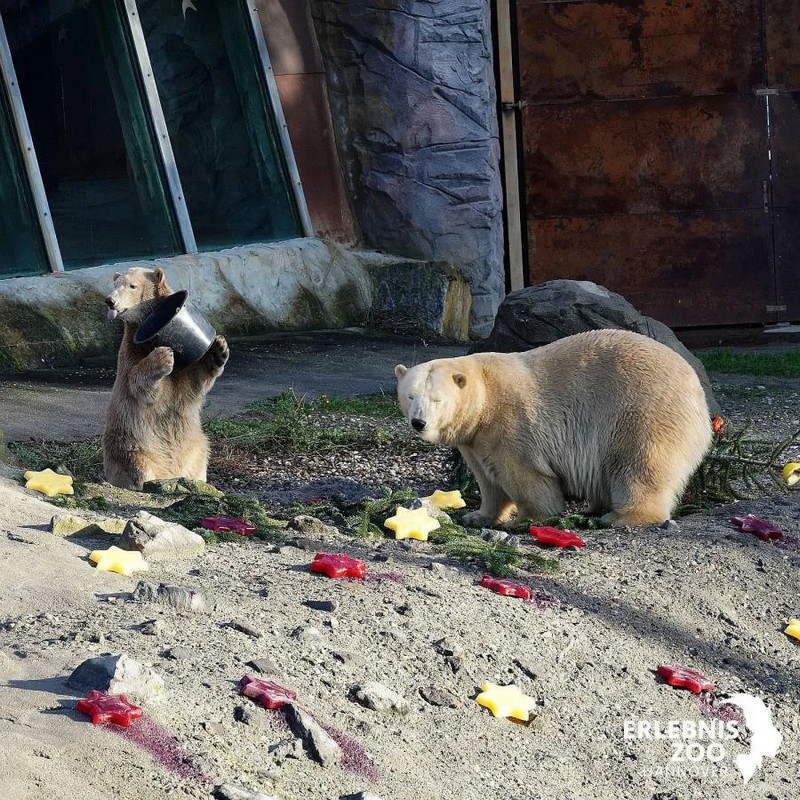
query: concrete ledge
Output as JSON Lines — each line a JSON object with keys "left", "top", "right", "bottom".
{"left": 0, "top": 239, "right": 470, "bottom": 370}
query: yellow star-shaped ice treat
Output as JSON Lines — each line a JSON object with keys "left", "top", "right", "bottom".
{"left": 24, "top": 468, "right": 74, "bottom": 497}
{"left": 384, "top": 506, "right": 441, "bottom": 541}
{"left": 785, "top": 618, "right": 800, "bottom": 641}
{"left": 423, "top": 489, "right": 466, "bottom": 510}
{"left": 475, "top": 682, "right": 537, "bottom": 722}
{"left": 782, "top": 462, "right": 800, "bottom": 486}
{"left": 89, "top": 546, "right": 149, "bottom": 577}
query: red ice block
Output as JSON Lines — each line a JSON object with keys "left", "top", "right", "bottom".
{"left": 656, "top": 664, "right": 717, "bottom": 694}
{"left": 711, "top": 416, "right": 725, "bottom": 434}
{"left": 75, "top": 690, "right": 144, "bottom": 727}
{"left": 199, "top": 516, "right": 256, "bottom": 535}
{"left": 239, "top": 674, "right": 297, "bottom": 710}
{"left": 479, "top": 576, "right": 532, "bottom": 601}
{"left": 310, "top": 552, "right": 367, "bottom": 580}
{"left": 731, "top": 514, "right": 784, "bottom": 541}
{"left": 529, "top": 526, "right": 586, "bottom": 548}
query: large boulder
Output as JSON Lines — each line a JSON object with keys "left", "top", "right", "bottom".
{"left": 475, "top": 280, "right": 720, "bottom": 415}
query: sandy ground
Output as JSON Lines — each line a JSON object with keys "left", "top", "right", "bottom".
{"left": 0, "top": 373, "right": 799, "bottom": 800}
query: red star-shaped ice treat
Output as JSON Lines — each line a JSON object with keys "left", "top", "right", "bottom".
{"left": 310, "top": 552, "right": 367, "bottom": 580}
{"left": 731, "top": 515, "right": 783, "bottom": 541}
{"left": 239, "top": 674, "right": 297, "bottom": 709}
{"left": 656, "top": 664, "right": 717, "bottom": 694}
{"left": 479, "top": 576, "right": 532, "bottom": 600}
{"left": 75, "top": 690, "right": 144, "bottom": 726}
{"left": 199, "top": 516, "right": 256, "bottom": 535}
{"left": 529, "top": 526, "right": 586, "bottom": 548}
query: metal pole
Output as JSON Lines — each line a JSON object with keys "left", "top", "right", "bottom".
{"left": 121, "top": 0, "right": 198, "bottom": 253}
{"left": 0, "top": 16, "right": 64, "bottom": 273}
{"left": 245, "top": 1, "right": 314, "bottom": 238}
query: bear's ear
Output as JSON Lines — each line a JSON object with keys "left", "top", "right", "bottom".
{"left": 394, "top": 364, "right": 408, "bottom": 380}
{"left": 113, "top": 271, "right": 122, "bottom": 281}
{"left": 452, "top": 372, "right": 467, "bottom": 389}
{"left": 153, "top": 268, "right": 165, "bottom": 286}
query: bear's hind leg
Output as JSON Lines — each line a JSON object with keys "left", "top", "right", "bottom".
{"left": 602, "top": 486, "right": 676, "bottom": 527}
{"left": 516, "top": 475, "right": 566, "bottom": 523}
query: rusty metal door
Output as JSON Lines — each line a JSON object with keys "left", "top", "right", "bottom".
{"left": 513, "top": 0, "right": 797, "bottom": 327}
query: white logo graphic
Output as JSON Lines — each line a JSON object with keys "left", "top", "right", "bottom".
{"left": 720, "top": 694, "right": 783, "bottom": 783}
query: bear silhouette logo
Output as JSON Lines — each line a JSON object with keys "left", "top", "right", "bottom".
{"left": 721, "top": 693, "right": 782, "bottom": 783}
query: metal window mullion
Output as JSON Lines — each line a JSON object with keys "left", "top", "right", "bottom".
{"left": 245, "top": 2, "right": 314, "bottom": 238}
{"left": 0, "top": 16, "right": 64, "bottom": 273}
{"left": 121, "top": 0, "right": 197, "bottom": 253}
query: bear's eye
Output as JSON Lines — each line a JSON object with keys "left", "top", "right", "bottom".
{"left": 129, "top": 284, "right": 137, "bottom": 289}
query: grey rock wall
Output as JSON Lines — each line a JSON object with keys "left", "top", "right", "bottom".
{"left": 311, "top": 0, "right": 505, "bottom": 337}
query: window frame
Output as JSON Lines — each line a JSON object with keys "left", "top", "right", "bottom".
{"left": 0, "top": 0, "right": 311, "bottom": 276}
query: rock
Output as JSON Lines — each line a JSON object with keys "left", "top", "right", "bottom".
{"left": 287, "top": 515, "right": 338, "bottom": 539}
{"left": 419, "top": 685, "right": 460, "bottom": 708}
{"left": 164, "top": 646, "right": 195, "bottom": 661}
{"left": 50, "top": 514, "right": 126, "bottom": 537}
{"left": 268, "top": 736, "right": 304, "bottom": 762}
{"left": 283, "top": 704, "right": 342, "bottom": 766}
{"left": 351, "top": 681, "right": 409, "bottom": 714}
{"left": 140, "top": 619, "right": 164, "bottom": 636}
{"left": 434, "top": 637, "right": 463, "bottom": 657}
{"left": 480, "top": 528, "right": 520, "bottom": 547}
{"left": 143, "top": 477, "right": 223, "bottom": 497}
{"left": 417, "top": 499, "right": 453, "bottom": 523}
{"left": 233, "top": 705, "right": 264, "bottom": 729}
{"left": 66, "top": 653, "right": 164, "bottom": 704}
{"left": 340, "top": 793, "right": 384, "bottom": 800}
{"left": 203, "top": 721, "right": 226, "bottom": 737}
{"left": 120, "top": 511, "right": 205, "bottom": 560}
{"left": 213, "top": 785, "right": 277, "bottom": 800}
{"left": 513, "top": 658, "right": 542, "bottom": 681}
{"left": 132, "top": 581, "right": 208, "bottom": 613}
{"left": 445, "top": 655, "right": 463, "bottom": 674}
{"left": 475, "top": 280, "right": 720, "bottom": 415}
{"left": 246, "top": 657, "right": 281, "bottom": 676}
{"left": 290, "top": 625, "right": 323, "bottom": 645}
{"left": 304, "top": 599, "right": 339, "bottom": 613}
{"left": 227, "top": 619, "right": 262, "bottom": 639}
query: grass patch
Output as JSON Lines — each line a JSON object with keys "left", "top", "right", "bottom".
{"left": 9, "top": 437, "right": 104, "bottom": 482}
{"left": 206, "top": 390, "right": 401, "bottom": 455}
{"left": 695, "top": 349, "right": 800, "bottom": 378}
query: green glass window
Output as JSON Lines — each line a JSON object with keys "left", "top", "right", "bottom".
{"left": 0, "top": 78, "right": 47, "bottom": 277}
{"left": 4, "top": 1, "right": 182, "bottom": 269}
{"left": 137, "top": 0, "right": 301, "bottom": 250}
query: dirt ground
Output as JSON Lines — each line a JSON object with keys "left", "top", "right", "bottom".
{"left": 0, "top": 371, "right": 799, "bottom": 800}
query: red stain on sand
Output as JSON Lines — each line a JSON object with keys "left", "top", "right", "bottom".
{"left": 317, "top": 719, "right": 380, "bottom": 782}
{"left": 107, "top": 717, "right": 214, "bottom": 784}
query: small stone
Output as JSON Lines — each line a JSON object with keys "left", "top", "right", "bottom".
{"left": 287, "top": 515, "right": 338, "bottom": 539}
{"left": 658, "top": 519, "right": 680, "bottom": 531}
{"left": 339, "top": 793, "right": 384, "bottom": 800}
{"left": 419, "top": 685, "right": 460, "bottom": 708}
{"left": 143, "top": 477, "right": 224, "bottom": 497}
{"left": 719, "top": 608, "right": 739, "bottom": 627}
{"left": 66, "top": 653, "right": 164, "bottom": 704}
{"left": 428, "top": 561, "right": 452, "bottom": 574}
{"left": 203, "top": 721, "right": 226, "bottom": 737}
{"left": 351, "top": 681, "right": 409, "bottom": 714}
{"left": 395, "top": 603, "right": 413, "bottom": 616}
{"left": 50, "top": 514, "right": 127, "bottom": 537}
{"left": 290, "top": 625, "right": 323, "bottom": 644}
{"left": 283, "top": 704, "right": 342, "bottom": 766}
{"left": 140, "top": 619, "right": 164, "bottom": 636}
{"left": 434, "top": 637, "right": 463, "bottom": 657}
{"left": 445, "top": 655, "right": 463, "bottom": 674}
{"left": 513, "top": 658, "right": 541, "bottom": 681}
{"left": 120, "top": 511, "right": 205, "bottom": 561}
{"left": 164, "top": 646, "right": 195, "bottom": 661}
{"left": 304, "top": 599, "right": 339, "bottom": 613}
{"left": 233, "top": 705, "right": 264, "bottom": 729}
{"left": 246, "top": 657, "right": 281, "bottom": 676}
{"left": 227, "top": 619, "right": 262, "bottom": 639}
{"left": 132, "top": 581, "right": 208, "bottom": 614}
{"left": 213, "top": 784, "right": 277, "bottom": 800}
{"left": 268, "top": 736, "right": 304, "bottom": 762}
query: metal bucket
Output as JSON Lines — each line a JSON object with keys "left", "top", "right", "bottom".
{"left": 133, "top": 290, "right": 216, "bottom": 368}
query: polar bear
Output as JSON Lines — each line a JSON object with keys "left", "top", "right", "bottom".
{"left": 103, "top": 267, "right": 229, "bottom": 489}
{"left": 395, "top": 329, "right": 712, "bottom": 526}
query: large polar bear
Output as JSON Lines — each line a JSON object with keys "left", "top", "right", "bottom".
{"left": 103, "top": 267, "right": 229, "bottom": 489}
{"left": 395, "top": 329, "right": 712, "bottom": 527}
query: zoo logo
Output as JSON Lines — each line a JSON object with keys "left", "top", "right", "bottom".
{"left": 624, "top": 693, "right": 782, "bottom": 784}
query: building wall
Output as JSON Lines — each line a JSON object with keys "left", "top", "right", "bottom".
{"left": 310, "top": 0, "right": 505, "bottom": 337}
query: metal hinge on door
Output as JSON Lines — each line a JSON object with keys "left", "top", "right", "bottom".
{"left": 502, "top": 100, "right": 528, "bottom": 113}
{"left": 762, "top": 180, "right": 770, "bottom": 214}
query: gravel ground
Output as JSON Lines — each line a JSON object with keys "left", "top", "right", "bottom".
{"left": 0, "top": 371, "right": 799, "bottom": 800}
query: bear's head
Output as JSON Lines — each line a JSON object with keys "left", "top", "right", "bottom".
{"left": 105, "top": 267, "right": 172, "bottom": 325}
{"left": 394, "top": 359, "right": 474, "bottom": 445}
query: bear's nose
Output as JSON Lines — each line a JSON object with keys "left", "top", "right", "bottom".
{"left": 104, "top": 296, "right": 115, "bottom": 309}
{"left": 411, "top": 417, "right": 426, "bottom": 432}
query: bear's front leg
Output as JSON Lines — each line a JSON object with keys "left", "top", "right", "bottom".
{"left": 458, "top": 446, "right": 516, "bottom": 527}
{"left": 129, "top": 346, "right": 174, "bottom": 404}
{"left": 187, "top": 335, "right": 229, "bottom": 396}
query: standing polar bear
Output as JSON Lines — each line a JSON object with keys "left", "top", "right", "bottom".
{"left": 395, "top": 330, "right": 712, "bottom": 526}
{"left": 103, "top": 267, "right": 229, "bottom": 489}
